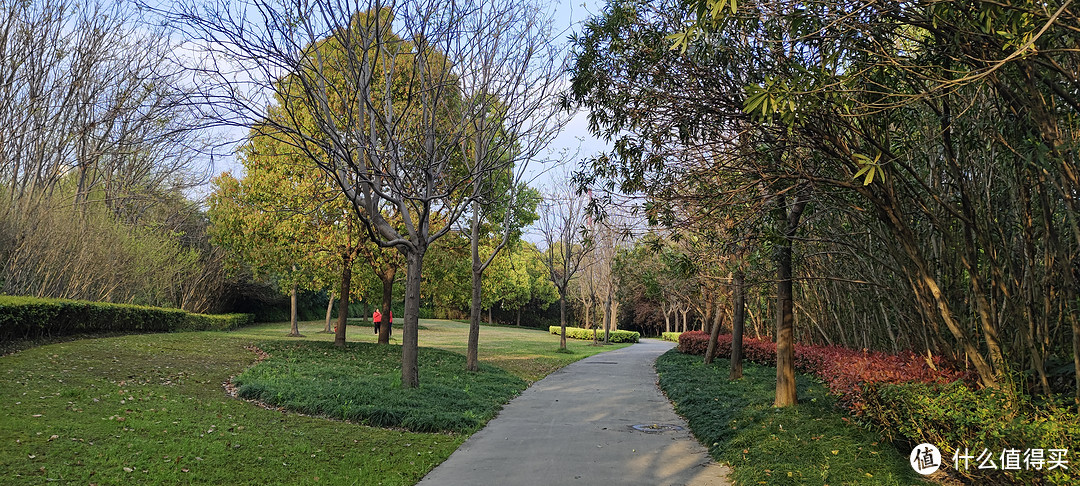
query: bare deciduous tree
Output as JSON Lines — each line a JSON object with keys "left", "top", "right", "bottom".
{"left": 539, "top": 178, "right": 593, "bottom": 350}
{"left": 0, "top": 0, "right": 219, "bottom": 309}
{"left": 166, "top": 0, "right": 566, "bottom": 387}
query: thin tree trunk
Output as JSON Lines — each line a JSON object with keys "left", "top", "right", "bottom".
{"left": 559, "top": 291, "right": 567, "bottom": 349}
{"left": 1072, "top": 302, "right": 1080, "bottom": 403}
{"left": 704, "top": 307, "right": 723, "bottom": 365}
{"left": 730, "top": 270, "right": 745, "bottom": 379}
{"left": 324, "top": 289, "right": 335, "bottom": 333}
{"left": 334, "top": 253, "right": 352, "bottom": 347}
{"left": 880, "top": 191, "right": 999, "bottom": 388}
{"left": 378, "top": 267, "right": 394, "bottom": 344}
{"left": 468, "top": 204, "right": 482, "bottom": 371}
{"left": 289, "top": 281, "right": 301, "bottom": 336}
{"left": 603, "top": 290, "right": 612, "bottom": 344}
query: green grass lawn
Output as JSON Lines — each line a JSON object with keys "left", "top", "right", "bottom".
{"left": 0, "top": 319, "right": 629, "bottom": 485}
{"left": 656, "top": 350, "right": 931, "bottom": 486}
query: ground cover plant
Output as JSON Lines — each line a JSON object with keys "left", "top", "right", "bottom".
{"left": 233, "top": 341, "right": 527, "bottom": 433}
{"left": 0, "top": 318, "right": 626, "bottom": 484}
{"left": 656, "top": 350, "right": 929, "bottom": 485}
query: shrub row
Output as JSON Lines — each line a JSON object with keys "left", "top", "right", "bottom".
{"left": 677, "top": 330, "right": 970, "bottom": 413}
{"left": 549, "top": 326, "right": 640, "bottom": 343}
{"left": 661, "top": 331, "right": 681, "bottom": 342}
{"left": 0, "top": 295, "right": 254, "bottom": 342}
{"left": 862, "top": 381, "right": 1079, "bottom": 484}
{"left": 679, "top": 331, "right": 1079, "bottom": 484}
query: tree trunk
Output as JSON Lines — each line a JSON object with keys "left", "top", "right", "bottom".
{"left": 362, "top": 301, "right": 369, "bottom": 331}
{"left": 467, "top": 235, "right": 483, "bottom": 371}
{"left": 775, "top": 238, "right": 797, "bottom": 407}
{"left": 559, "top": 290, "right": 567, "bottom": 349}
{"left": 730, "top": 270, "right": 745, "bottom": 379}
{"left": 378, "top": 267, "right": 394, "bottom": 344}
{"left": 334, "top": 253, "right": 352, "bottom": 347}
{"left": 603, "top": 290, "right": 612, "bottom": 344}
{"left": 772, "top": 182, "right": 807, "bottom": 408}
{"left": 610, "top": 300, "right": 619, "bottom": 332}
{"left": 401, "top": 247, "right": 424, "bottom": 388}
{"left": 1072, "top": 303, "right": 1080, "bottom": 403}
{"left": 705, "top": 309, "right": 723, "bottom": 365}
{"left": 324, "top": 289, "right": 335, "bottom": 333}
{"left": 289, "top": 282, "right": 301, "bottom": 336}
{"left": 703, "top": 300, "right": 714, "bottom": 335}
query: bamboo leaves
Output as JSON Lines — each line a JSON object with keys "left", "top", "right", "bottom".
{"left": 852, "top": 153, "right": 885, "bottom": 186}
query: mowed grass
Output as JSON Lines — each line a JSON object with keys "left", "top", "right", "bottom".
{"left": 236, "top": 318, "right": 634, "bottom": 383}
{"left": 0, "top": 319, "right": 629, "bottom": 485}
{"left": 656, "top": 350, "right": 930, "bottom": 486}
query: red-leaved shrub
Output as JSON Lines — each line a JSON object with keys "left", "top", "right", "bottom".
{"left": 677, "top": 330, "right": 971, "bottom": 413}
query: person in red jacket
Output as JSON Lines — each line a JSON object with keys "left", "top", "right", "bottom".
{"left": 373, "top": 309, "right": 382, "bottom": 335}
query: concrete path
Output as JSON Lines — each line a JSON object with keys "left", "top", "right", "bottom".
{"left": 418, "top": 339, "right": 731, "bottom": 486}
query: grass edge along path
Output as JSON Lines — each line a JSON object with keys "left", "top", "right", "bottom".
{"left": 656, "top": 349, "right": 931, "bottom": 486}
{"left": 0, "top": 319, "right": 629, "bottom": 485}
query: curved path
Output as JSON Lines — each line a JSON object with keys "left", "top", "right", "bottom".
{"left": 418, "top": 339, "right": 731, "bottom": 486}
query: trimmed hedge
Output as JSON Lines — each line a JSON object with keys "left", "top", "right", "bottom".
{"left": 0, "top": 296, "right": 254, "bottom": 343}
{"left": 661, "top": 331, "right": 681, "bottom": 342}
{"left": 548, "top": 326, "right": 639, "bottom": 343}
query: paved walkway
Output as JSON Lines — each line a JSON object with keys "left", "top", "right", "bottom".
{"left": 418, "top": 339, "right": 731, "bottom": 486}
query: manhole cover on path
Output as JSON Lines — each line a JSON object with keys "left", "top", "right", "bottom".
{"left": 630, "top": 423, "right": 684, "bottom": 433}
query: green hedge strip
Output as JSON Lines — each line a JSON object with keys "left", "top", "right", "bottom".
{"left": 0, "top": 295, "right": 254, "bottom": 343}
{"left": 548, "top": 326, "right": 639, "bottom": 343}
{"left": 661, "top": 332, "right": 681, "bottom": 342}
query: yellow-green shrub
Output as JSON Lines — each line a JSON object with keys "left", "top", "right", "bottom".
{"left": 661, "top": 331, "right": 681, "bottom": 342}
{"left": 548, "top": 326, "right": 639, "bottom": 343}
{"left": 861, "top": 381, "right": 1079, "bottom": 484}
